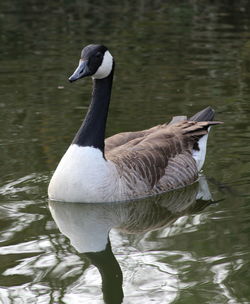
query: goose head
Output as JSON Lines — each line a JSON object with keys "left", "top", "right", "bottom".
{"left": 69, "top": 44, "right": 114, "bottom": 82}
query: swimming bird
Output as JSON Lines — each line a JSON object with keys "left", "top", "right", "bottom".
{"left": 48, "top": 44, "right": 221, "bottom": 203}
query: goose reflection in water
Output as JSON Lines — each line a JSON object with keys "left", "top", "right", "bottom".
{"left": 49, "top": 176, "right": 214, "bottom": 304}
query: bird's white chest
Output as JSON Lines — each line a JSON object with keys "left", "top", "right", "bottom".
{"left": 48, "top": 145, "right": 118, "bottom": 202}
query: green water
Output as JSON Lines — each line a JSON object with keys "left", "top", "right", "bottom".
{"left": 1, "top": 1, "right": 250, "bottom": 303}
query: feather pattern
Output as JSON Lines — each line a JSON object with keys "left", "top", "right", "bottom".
{"left": 105, "top": 119, "right": 221, "bottom": 200}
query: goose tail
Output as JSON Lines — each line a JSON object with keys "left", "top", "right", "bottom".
{"left": 189, "top": 106, "right": 217, "bottom": 171}
{"left": 189, "top": 106, "right": 215, "bottom": 122}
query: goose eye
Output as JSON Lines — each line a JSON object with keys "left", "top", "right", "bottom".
{"left": 95, "top": 52, "right": 102, "bottom": 58}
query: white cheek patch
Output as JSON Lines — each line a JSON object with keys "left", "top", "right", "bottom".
{"left": 92, "top": 50, "right": 113, "bottom": 79}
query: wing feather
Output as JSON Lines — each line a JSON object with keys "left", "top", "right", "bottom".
{"left": 106, "top": 120, "right": 221, "bottom": 190}
{"left": 105, "top": 125, "right": 163, "bottom": 153}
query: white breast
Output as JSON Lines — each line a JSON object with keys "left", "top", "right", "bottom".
{"left": 48, "top": 145, "right": 119, "bottom": 203}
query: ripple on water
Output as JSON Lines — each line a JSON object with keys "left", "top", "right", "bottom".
{"left": 1, "top": 170, "right": 250, "bottom": 303}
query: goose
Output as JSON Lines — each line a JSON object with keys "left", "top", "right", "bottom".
{"left": 48, "top": 44, "right": 221, "bottom": 203}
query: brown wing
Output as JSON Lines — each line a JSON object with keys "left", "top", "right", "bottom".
{"left": 106, "top": 120, "right": 221, "bottom": 190}
{"left": 104, "top": 125, "right": 163, "bottom": 153}
{"left": 104, "top": 115, "right": 188, "bottom": 153}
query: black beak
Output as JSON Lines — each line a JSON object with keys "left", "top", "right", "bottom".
{"left": 68, "top": 60, "right": 91, "bottom": 82}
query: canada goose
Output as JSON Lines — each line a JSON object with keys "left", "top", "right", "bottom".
{"left": 48, "top": 44, "right": 221, "bottom": 203}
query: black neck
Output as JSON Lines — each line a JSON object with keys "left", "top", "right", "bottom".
{"left": 72, "top": 67, "right": 114, "bottom": 154}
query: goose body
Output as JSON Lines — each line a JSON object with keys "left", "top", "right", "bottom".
{"left": 48, "top": 44, "right": 221, "bottom": 203}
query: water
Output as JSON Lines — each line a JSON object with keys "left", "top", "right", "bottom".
{"left": 1, "top": 1, "right": 250, "bottom": 303}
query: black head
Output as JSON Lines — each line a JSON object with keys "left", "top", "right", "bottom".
{"left": 69, "top": 44, "right": 114, "bottom": 82}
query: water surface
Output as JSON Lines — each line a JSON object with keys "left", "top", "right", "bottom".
{"left": 1, "top": 1, "right": 250, "bottom": 303}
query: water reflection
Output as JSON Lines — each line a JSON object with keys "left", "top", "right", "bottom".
{"left": 49, "top": 176, "right": 213, "bottom": 304}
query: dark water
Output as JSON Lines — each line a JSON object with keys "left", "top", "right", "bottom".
{"left": 1, "top": 1, "right": 250, "bottom": 303}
